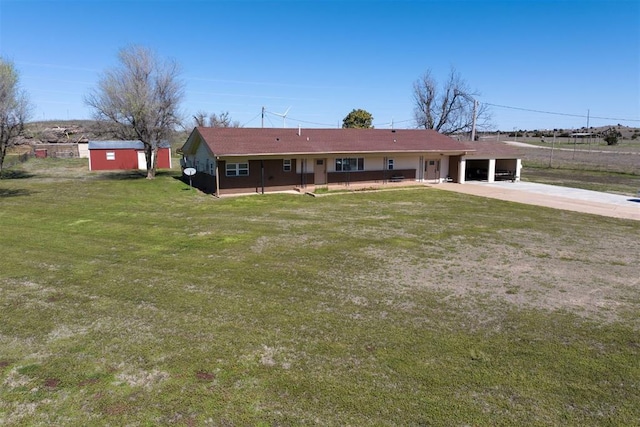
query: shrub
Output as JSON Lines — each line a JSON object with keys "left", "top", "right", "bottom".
{"left": 603, "top": 128, "right": 621, "bottom": 145}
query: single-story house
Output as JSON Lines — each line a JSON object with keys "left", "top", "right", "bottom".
{"left": 179, "top": 127, "right": 521, "bottom": 196}
{"left": 88, "top": 140, "right": 172, "bottom": 171}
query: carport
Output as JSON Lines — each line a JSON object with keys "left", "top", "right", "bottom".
{"left": 459, "top": 141, "right": 522, "bottom": 183}
{"left": 465, "top": 159, "right": 489, "bottom": 181}
{"left": 494, "top": 158, "right": 519, "bottom": 181}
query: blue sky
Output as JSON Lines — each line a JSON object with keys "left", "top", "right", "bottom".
{"left": 1, "top": 0, "right": 638, "bottom": 131}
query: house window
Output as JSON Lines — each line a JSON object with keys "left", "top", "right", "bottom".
{"left": 283, "top": 159, "right": 292, "bottom": 172}
{"left": 226, "top": 162, "right": 249, "bottom": 177}
{"left": 106, "top": 152, "right": 115, "bottom": 161}
{"left": 335, "top": 157, "right": 364, "bottom": 172}
{"left": 387, "top": 159, "right": 394, "bottom": 170}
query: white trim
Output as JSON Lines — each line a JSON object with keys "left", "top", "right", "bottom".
{"left": 335, "top": 157, "right": 364, "bottom": 172}
{"left": 226, "top": 162, "right": 249, "bottom": 176}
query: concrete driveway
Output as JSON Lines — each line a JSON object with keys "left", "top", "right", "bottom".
{"left": 435, "top": 181, "right": 640, "bottom": 221}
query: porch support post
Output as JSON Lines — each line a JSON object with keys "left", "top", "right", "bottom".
{"left": 260, "top": 160, "right": 265, "bottom": 194}
{"left": 487, "top": 159, "right": 496, "bottom": 183}
{"left": 459, "top": 158, "right": 466, "bottom": 183}
{"left": 383, "top": 156, "right": 387, "bottom": 183}
{"left": 215, "top": 158, "right": 220, "bottom": 195}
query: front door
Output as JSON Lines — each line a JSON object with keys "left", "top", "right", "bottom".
{"left": 425, "top": 159, "right": 440, "bottom": 181}
{"left": 314, "top": 158, "right": 326, "bottom": 185}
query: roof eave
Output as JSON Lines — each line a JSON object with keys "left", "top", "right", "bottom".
{"left": 215, "top": 149, "right": 474, "bottom": 157}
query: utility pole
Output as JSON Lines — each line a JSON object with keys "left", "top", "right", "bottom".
{"left": 471, "top": 99, "right": 477, "bottom": 142}
{"left": 549, "top": 130, "right": 556, "bottom": 167}
{"left": 587, "top": 109, "right": 591, "bottom": 151}
{"left": 261, "top": 106, "right": 265, "bottom": 128}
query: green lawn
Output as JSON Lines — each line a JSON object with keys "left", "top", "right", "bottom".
{"left": 1, "top": 159, "right": 639, "bottom": 426}
{"left": 522, "top": 166, "right": 640, "bottom": 196}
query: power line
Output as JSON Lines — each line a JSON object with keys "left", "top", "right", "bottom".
{"left": 279, "top": 115, "right": 337, "bottom": 128}
{"left": 282, "top": 116, "right": 419, "bottom": 129}
{"left": 485, "top": 102, "right": 640, "bottom": 123}
{"left": 241, "top": 112, "right": 262, "bottom": 127}
{"left": 264, "top": 114, "right": 276, "bottom": 128}
{"left": 247, "top": 102, "right": 638, "bottom": 129}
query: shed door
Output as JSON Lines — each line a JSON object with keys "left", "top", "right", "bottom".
{"left": 137, "top": 151, "right": 155, "bottom": 170}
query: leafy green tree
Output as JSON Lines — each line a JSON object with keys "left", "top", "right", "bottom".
{"left": 342, "top": 109, "right": 373, "bottom": 129}
{"left": 85, "top": 45, "right": 184, "bottom": 179}
{"left": 603, "top": 127, "right": 621, "bottom": 146}
{"left": 0, "top": 58, "right": 31, "bottom": 176}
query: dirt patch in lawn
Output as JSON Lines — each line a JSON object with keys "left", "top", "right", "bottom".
{"left": 359, "top": 228, "right": 640, "bottom": 326}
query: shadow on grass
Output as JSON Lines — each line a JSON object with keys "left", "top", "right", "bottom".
{"left": 91, "top": 170, "right": 179, "bottom": 180}
{"left": 0, "top": 188, "right": 33, "bottom": 198}
{"left": 0, "top": 170, "right": 35, "bottom": 180}
{"left": 172, "top": 174, "right": 199, "bottom": 190}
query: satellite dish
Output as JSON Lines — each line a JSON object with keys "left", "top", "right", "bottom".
{"left": 183, "top": 167, "right": 196, "bottom": 190}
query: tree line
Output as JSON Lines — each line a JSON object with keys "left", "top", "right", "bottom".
{"left": 1, "top": 45, "right": 489, "bottom": 178}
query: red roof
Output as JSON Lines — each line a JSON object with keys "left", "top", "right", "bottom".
{"left": 189, "top": 127, "right": 473, "bottom": 157}
{"left": 461, "top": 140, "right": 523, "bottom": 159}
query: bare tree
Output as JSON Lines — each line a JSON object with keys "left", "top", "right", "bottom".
{"left": 85, "top": 45, "right": 184, "bottom": 179}
{"left": 193, "top": 110, "right": 241, "bottom": 128}
{"left": 0, "top": 58, "right": 31, "bottom": 176}
{"left": 193, "top": 111, "right": 208, "bottom": 127}
{"left": 412, "top": 67, "right": 490, "bottom": 138}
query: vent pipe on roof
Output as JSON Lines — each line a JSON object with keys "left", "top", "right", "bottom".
{"left": 298, "top": 125, "right": 301, "bottom": 136}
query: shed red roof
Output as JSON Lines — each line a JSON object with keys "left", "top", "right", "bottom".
{"left": 189, "top": 127, "right": 473, "bottom": 157}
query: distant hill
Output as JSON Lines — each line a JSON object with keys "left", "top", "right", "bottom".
{"left": 490, "top": 124, "right": 640, "bottom": 140}
{"left": 18, "top": 120, "right": 189, "bottom": 146}
{"left": 18, "top": 120, "right": 122, "bottom": 145}
{"left": 570, "top": 124, "right": 639, "bottom": 139}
